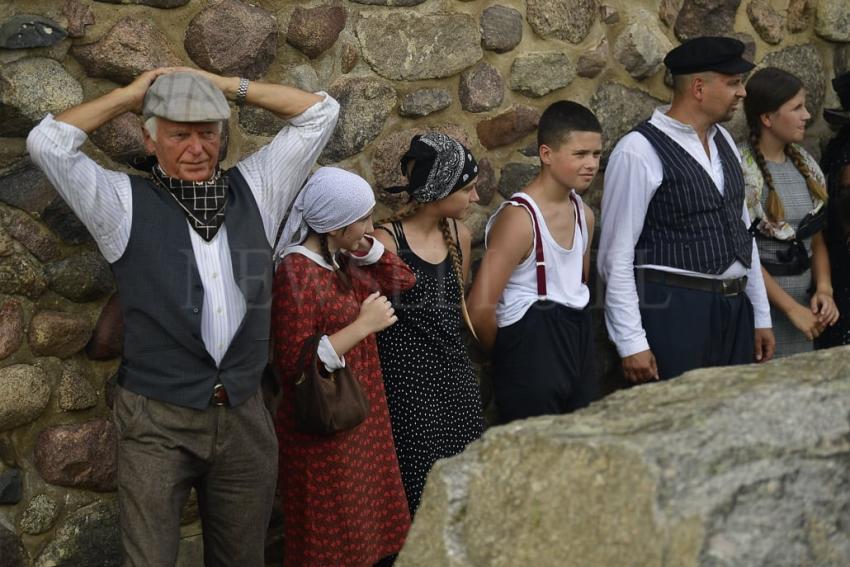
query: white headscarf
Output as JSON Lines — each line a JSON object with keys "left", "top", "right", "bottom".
{"left": 275, "top": 167, "right": 376, "bottom": 263}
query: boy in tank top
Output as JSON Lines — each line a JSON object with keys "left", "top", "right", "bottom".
{"left": 468, "top": 101, "right": 603, "bottom": 423}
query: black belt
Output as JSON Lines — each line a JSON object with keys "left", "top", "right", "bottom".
{"left": 641, "top": 269, "right": 748, "bottom": 296}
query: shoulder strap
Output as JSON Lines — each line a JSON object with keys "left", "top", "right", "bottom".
{"left": 509, "top": 196, "right": 546, "bottom": 299}
{"left": 374, "top": 225, "right": 399, "bottom": 250}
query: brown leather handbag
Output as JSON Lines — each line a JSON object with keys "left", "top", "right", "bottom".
{"left": 294, "top": 334, "right": 370, "bottom": 435}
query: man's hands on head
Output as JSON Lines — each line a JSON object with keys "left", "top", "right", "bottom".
{"left": 622, "top": 349, "right": 659, "bottom": 383}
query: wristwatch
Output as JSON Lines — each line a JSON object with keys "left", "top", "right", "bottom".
{"left": 235, "top": 77, "right": 249, "bottom": 106}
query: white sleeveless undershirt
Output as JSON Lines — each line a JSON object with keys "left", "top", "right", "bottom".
{"left": 485, "top": 191, "right": 590, "bottom": 328}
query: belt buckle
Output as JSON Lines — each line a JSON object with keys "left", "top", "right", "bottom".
{"left": 721, "top": 279, "right": 738, "bottom": 297}
{"left": 212, "top": 383, "right": 228, "bottom": 406}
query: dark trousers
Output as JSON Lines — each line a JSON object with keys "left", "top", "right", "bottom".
{"left": 112, "top": 386, "right": 278, "bottom": 567}
{"left": 639, "top": 280, "right": 755, "bottom": 380}
{"left": 492, "top": 301, "right": 598, "bottom": 423}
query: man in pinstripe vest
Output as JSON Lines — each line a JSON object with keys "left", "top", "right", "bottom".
{"left": 598, "top": 37, "right": 775, "bottom": 383}
{"left": 28, "top": 67, "right": 339, "bottom": 566}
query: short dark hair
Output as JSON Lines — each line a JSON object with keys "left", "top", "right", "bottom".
{"left": 537, "top": 101, "right": 602, "bottom": 149}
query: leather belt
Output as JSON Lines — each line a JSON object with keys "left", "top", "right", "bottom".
{"left": 211, "top": 383, "right": 229, "bottom": 406}
{"left": 641, "top": 269, "right": 748, "bottom": 297}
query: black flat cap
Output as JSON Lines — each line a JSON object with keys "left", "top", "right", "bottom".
{"left": 664, "top": 36, "right": 755, "bottom": 76}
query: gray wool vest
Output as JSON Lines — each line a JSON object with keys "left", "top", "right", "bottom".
{"left": 111, "top": 169, "right": 272, "bottom": 409}
{"left": 634, "top": 121, "right": 753, "bottom": 274}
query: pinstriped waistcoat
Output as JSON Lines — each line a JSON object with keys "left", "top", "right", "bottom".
{"left": 111, "top": 169, "right": 272, "bottom": 409}
{"left": 634, "top": 121, "right": 753, "bottom": 274}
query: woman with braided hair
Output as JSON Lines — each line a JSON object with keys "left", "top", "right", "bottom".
{"left": 740, "top": 67, "right": 838, "bottom": 356}
{"left": 373, "top": 132, "right": 485, "bottom": 518}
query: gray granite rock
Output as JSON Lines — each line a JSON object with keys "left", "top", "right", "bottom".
{"left": 19, "top": 494, "right": 60, "bottom": 535}
{"left": 0, "top": 468, "right": 22, "bottom": 504}
{"left": 526, "top": 0, "right": 597, "bottom": 44}
{"left": 476, "top": 158, "right": 497, "bottom": 206}
{"left": 0, "top": 252, "right": 47, "bottom": 299}
{"left": 590, "top": 82, "right": 662, "bottom": 159}
{"left": 238, "top": 106, "right": 287, "bottom": 138}
{"left": 286, "top": 65, "right": 320, "bottom": 94}
{"left": 71, "top": 17, "right": 182, "bottom": 85}
{"left": 399, "top": 89, "right": 452, "bottom": 118}
{"left": 814, "top": 0, "right": 850, "bottom": 41}
{"left": 510, "top": 52, "right": 575, "bottom": 98}
{"left": 42, "top": 196, "right": 91, "bottom": 245}
{"left": 613, "top": 19, "right": 673, "bottom": 79}
{"left": 357, "top": 12, "right": 482, "bottom": 81}
{"left": 0, "top": 15, "right": 67, "bottom": 49}
{"left": 0, "top": 224, "right": 13, "bottom": 256}
{"left": 34, "top": 500, "right": 121, "bottom": 567}
{"left": 34, "top": 420, "right": 117, "bottom": 492}
{"left": 476, "top": 105, "right": 541, "bottom": 150}
{"left": 459, "top": 62, "right": 504, "bottom": 113}
{"left": 62, "top": 0, "right": 96, "bottom": 38}
{"left": 787, "top": 0, "right": 812, "bottom": 32}
{"left": 0, "top": 364, "right": 50, "bottom": 431}
{"left": 0, "top": 206, "right": 59, "bottom": 262}
{"left": 497, "top": 162, "right": 540, "bottom": 199}
{"left": 0, "top": 524, "right": 26, "bottom": 567}
{"left": 675, "top": 0, "right": 741, "bottom": 41}
{"left": 480, "top": 5, "right": 523, "bottom": 53}
{"left": 398, "top": 348, "right": 850, "bottom": 567}
{"left": 58, "top": 360, "right": 98, "bottom": 412}
{"left": 28, "top": 310, "right": 93, "bottom": 358}
{"left": 0, "top": 162, "right": 58, "bottom": 215}
{"left": 339, "top": 33, "right": 359, "bottom": 74}
{"left": 90, "top": 112, "right": 147, "bottom": 165}
{"left": 0, "top": 57, "right": 83, "bottom": 137}
{"left": 0, "top": 299, "right": 23, "bottom": 360}
{"left": 45, "top": 252, "right": 113, "bottom": 303}
{"left": 747, "top": 0, "right": 785, "bottom": 44}
{"left": 599, "top": 3, "right": 621, "bottom": 23}
{"left": 577, "top": 38, "right": 608, "bottom": 78}
{"left": 287, "top": 5, "right": 346, "bottom": 59}
{"left": 86, "top": 293, "right": 124, "bottom": 360}
{"left": 184, "top": 0, "right": 277, "bottom": 79}
{"left": 660, "top": 0, "right": 683, "bottom": 27}
{"left": 320, "top": 76, "right": 396, "bottom": 164}
{"left": 761, "top": 44, "right": 826, "bottom": 117}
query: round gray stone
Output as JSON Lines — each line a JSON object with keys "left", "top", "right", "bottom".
{"left": 286, "top": 4, "right": 346, "bottom": 59}
{"left": 0, "top": 162, "right": 58, "bottom": 215}
{"left": 747, "top": 0, "right": 785, "bottom": 44}
{"left": 459, "top": 62, "right": 504, "bottom": 113}
{"left": 71, "top": 17, "right": 182, "bottom": 85}
{"left": 675, "top": 0, "right": 741, "bottom": 41}
{"left": 184, "top": 0, "right": 277, "bottom": 79}
{"left": 19, "top": 494, "right": 60, "bottom": 535}
{"left": 399, "top": 89, "right": 452, "bottom": 118}
{"left": 787, "top": 0, "right": 812, "bottom": 33}
{"left": 357, "top": 12, "right": 482, "bottom": 81}
{"left": 760, "top": 44, "right": 826, "bottom": 118}
{"left": 577, "top": 38, "right": 609, "bottom": 79}
{"left": 286, "top": 65, "right": 321, "bottom": 94}
{"left": 526, "top": 0, "right": 597, "bottom": 44}
{"left": 480, "top": 5, "right": 523, "bottom": 53}
{"left": 0, "top": 252, "right": 47, "bottom": 299}
{"left": 0, "top": 364, "right": 50, "bottom": 431}
{"left": 815, "top": 0, "right": 850, "bottom": 41}
{"left": 0, "top": 15, "right": 67, "bottom": 49}
{"left": 589, "top": 82, "right": 663, "bottom": 159}
{"left": 497, "top": 162, "right": 540, "bottom": 199}
{"left": 28, "top": 310, "right": 93, "bottom": 359}
{"left": 510, "top": 52, "right": 575, "bottom": 98}
{"left": 319, "top": 76, "right": 396, "bottom": 164}
{"left": 34, "top": 500, "right": 120, "bottom": 567}
{"left": 613, "top": 19, "right": 673, "bottom": 80}
{"left": 58, "top": 360, "right": 98, "bottom": 412}
{"left": 0, "top": 206, "right": 59, "bottom": 262}
{"left": 0, "top": 57, "right": 83, "bottom": 137}
{"left": 45, "top": 250, "right": 112, "bottom": 301}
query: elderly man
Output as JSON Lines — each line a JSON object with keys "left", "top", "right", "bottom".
{"left": 598, "top": 37, "right": 775, "bottom": 384}
{"left": 27, "top": 67, "right": 338, "bottom": 566}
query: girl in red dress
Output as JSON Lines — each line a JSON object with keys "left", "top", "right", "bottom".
{"left": 272, "top": 167, "right": 415, "bottom": 566}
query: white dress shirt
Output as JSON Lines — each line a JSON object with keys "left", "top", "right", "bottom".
{"left": 27, "top": 93, "right": 339, "bottom": 365}
{"left": 597, "top": 107, "right": 771, "bottom": 358}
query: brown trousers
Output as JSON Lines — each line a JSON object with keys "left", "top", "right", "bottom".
{"left": 112, "top": 385, "right": 278, "bottom": 567}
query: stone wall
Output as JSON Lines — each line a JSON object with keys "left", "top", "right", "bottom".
{"left": 0, "top": 0, "right": 848, "bottom": 565}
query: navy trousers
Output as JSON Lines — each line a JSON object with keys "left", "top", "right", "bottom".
{"left": 639, "top": 279, "right": 755, "bottom": 380}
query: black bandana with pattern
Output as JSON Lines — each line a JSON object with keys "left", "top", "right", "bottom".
{"left": 151, "top": 165, "right": 229, "bottom": 241}
{"left": 385, "top": 133, "right": 478, "bottom": 203}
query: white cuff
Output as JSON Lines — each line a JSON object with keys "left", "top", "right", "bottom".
{"left": 347, "top": 235, "right": 384, "bottom": 266}
{"left": 317, "top": 334, "right": 345, "bottom": 372}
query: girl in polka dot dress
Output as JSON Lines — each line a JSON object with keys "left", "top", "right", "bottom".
{"left": 271, "top": 167, "right": 415, "bottom": 566}
{"left": 374, "top": 133, "right": 486, "bottom": 517}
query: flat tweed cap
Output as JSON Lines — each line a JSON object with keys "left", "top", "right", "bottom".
{"left": 664, "top": 36, "right": 755, "bottom": 76}
{"left": 142, "top": 71, "right": 230, "bottom": 122}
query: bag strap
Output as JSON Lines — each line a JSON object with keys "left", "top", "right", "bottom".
{"left": 294, "top": 334, "right": 323, "bottom": 384}
{"left": 510, "top": 196, "right": 547, "bottom": 299}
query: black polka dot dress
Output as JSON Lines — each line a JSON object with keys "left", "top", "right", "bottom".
{"left": 377, "top": 221, "right": 485, "bottom": 516}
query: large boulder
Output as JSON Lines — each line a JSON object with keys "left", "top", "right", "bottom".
{"left": 34, "top": 419, "right": 117, "bottom": 492}
{"left": 286, "top": 4, "right": 346, "bottom": 59}
{"left": 34, "top": 500, "right": 121, "bottom": 567}
{"left": 760, "top": 44, "right": 826, "bottom": 117}
{"left": 526, "top": 0, "right": 597, "bottom": 44}
{"left": 0, "top": 57, "right": 83, "bottom": 137}
{"left": 509, "top": 52, "right": 575, "bottom": 98}
{"left": 398, "top": 347, "right": 850, "bottom": 566}
{"left": 675, "top": 0, "right": 741, "bottom": 41}
{"left": 814, "top": 0, "right": 850, "bottom": 42}
{"left": 0, "top": 364, "right": 50, "bottom": 431}
{"left": 613, "top": 17, "right": 673, "bottom": 80}
{"left": 28, "top": 310, "right": 93, "bottom": 358}
{"left": 357, "top": 12, "right": 481, "bottom": 81}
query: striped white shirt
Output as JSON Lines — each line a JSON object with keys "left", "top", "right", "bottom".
{"left": 598, "top": 106, "right": 771, "bottom": 358}
{"left": 27, "top": 93, "right": 339, "bottom": 365}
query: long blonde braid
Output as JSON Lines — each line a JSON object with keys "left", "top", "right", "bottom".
{"left": 748, "top": 130, "right": 785, "bottom": 223}
{"left": 785, "top": 144, "right": 828, "bottom": 203}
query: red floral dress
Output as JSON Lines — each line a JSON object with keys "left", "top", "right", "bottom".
{"left": 272, "top": 246, "right": 416, "bottom": 567}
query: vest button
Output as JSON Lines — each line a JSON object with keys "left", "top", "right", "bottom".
{"left": 192, "top": 307, "right": 199, "bottom": 314}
